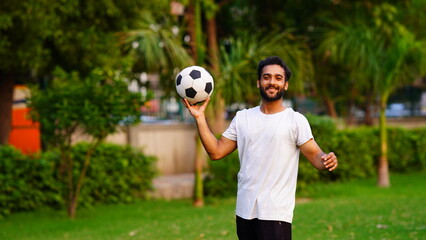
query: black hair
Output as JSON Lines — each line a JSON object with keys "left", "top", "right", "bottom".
{"left": 257, "top": 56, "right": 292, "bottom": 81}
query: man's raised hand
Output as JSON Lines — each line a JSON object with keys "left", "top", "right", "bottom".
{"left": 181, "top": 97, "right": 210, "bottom": 119}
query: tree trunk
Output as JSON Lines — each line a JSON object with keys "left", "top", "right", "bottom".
{"left": 346, "top": 88, "right": 357, "bottom": 126}
{"left": 0, "top": 75, "right": 15, "bottom": 145}
{"left": 210, "top": 91, "right": 226, "bottom": 134}
{"left": 364, "top": 93, "right": 375, "bottom": 126}
{"left": 193, "top": 135, "right": 204, "bottom": 207}
{"left": 207, "top": 18, "right": 219, "bottom": 73}
{"left": 206, "top": 15, "right": 226, "bottom": 134}
{"left": 62, "top": 148, "right": 75, "bottom": 218}
{"left": 68, "top": 198, "right": 77, "bottom": 219}
{"left": 324, "top": 97, "right": 337, "bottom": 118}
{"left": 188, "top": 0, "right": 206, "bottom": 207}
{"left": 68, "top": 141, "right": 100, "bottom": 218}
{"left": 185, "top": 1, "right": 198, "bottom": 62}
{"left": 193, "top": 0, "right": 205, "bottom": 64}
{"left": 377, "top": 96, "right": 390, "bottom": 187}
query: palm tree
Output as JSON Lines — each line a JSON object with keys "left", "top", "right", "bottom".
{"left": 120, "top": 9, "right": 207, "bottom": 206}
{"left": 185, "top": 0, "right": 314, "bottom": 206}
{"left": 374, "top": 29, "right": 425, "bottom": 186}
{"left": 120, "top": 11, "right": 193, "bottom": 86}
{"left": 318, "top": 3, "right": 426, "bottom": 187}
{"left": 317, "top": 7, "right": 381, "bottom": 123}
{"left": 218, "top": 31, "right": 313, "bottom": 105}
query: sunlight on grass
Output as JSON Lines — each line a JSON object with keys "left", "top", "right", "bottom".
{"left": 294, "top": 172, "right": 426, "bottom": 240}
{"left": 0, "top": 172, "right": 425, "bottom": 240}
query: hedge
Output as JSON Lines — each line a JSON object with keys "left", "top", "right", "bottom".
{"left": 70, "top": 143, "right": 157, "bottom": 206}
{"left": 204, "top": 151, "right": 239, "bottom": 197}
{"left": 0, "top": 143, "right": 156, "bottom": 217}
{"left": 0, "top": 146, "right": 62, "bottom": 216}
{"left": 204, "top": 115, "right": 426, "bottom": 197}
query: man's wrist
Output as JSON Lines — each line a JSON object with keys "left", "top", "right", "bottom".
{"left": 194, "top": 113, "right": 206, "bottom": 121}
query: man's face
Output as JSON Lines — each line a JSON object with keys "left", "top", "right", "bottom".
{"left": 257, "top": 64, "right": 289, "bottom": 102}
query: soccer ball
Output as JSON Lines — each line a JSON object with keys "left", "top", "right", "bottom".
{"left": 175, "top": 66, "right": 214, "bottom": 105}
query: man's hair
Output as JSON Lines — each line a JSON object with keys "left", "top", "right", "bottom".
{"left": 257, "top": 56, "right": 292, "bottom": 81}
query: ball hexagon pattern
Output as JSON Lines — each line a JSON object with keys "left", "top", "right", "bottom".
{"left": 175, "top": 66, "right": 214, "bottom": 104}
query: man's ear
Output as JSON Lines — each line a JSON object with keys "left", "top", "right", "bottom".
{"left": 257, "top": 80, "right": 260, "bottom": 88}
{"left": 284, "top": 81, "right": 289, "bottom": 90}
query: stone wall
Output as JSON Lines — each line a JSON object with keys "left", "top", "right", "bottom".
{"left": 72, "top": 122, "right": 207, "bottom": 175}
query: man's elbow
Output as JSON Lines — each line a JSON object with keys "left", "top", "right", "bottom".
{"left": 208, "top": 153, "right": 223, "bottom": 161}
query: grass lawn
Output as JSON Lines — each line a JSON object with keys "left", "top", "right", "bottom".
{"left": 1, "top": 172, "right": 425, "bottom": 240}
{"left": 294, "top": 171, "right": 426, "bottom": 240}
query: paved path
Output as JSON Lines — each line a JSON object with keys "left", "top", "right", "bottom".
{"left": 151, "top": 173, "right": 195, "bottom": 199}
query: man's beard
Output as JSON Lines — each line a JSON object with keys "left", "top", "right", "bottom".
{"left": 259, "top": 85, "right": 285, "bottom": 102}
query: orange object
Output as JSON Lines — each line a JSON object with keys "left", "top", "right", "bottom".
{"left": 9, "top": 108, "right": 41, "bottom": 154}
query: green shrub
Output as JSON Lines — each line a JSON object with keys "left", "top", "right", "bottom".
{"left": 411, "top": 128, "right": 426, "bottom": 169}
{"left": 297, "top": 158, "right": 323, "bottom": 190}
{"left": 0, "top": 146, "right": 62, "bottom": 217}
{"left": 205, "top": 115, "right": 341, "bottom": 197}
{"left": 387, "top": 127, "right": 418, "bottom": 172}
{"left": 0, "top": 143, "right": 156, "bottom": 217}
{"left": 67, "top": 143, "right": 157, "bottom": 207}
{"left": 298, "top": 114, "right": 339, "bottom": 189}
{"left": 204, "top": 151, "right": 239, "bottom": 197}
{"left": 333, "top": 127, "right": 378, "bottom": 180}
{"left": 306, "top": 114, "right": 338, "bottom": 152}
{"left": 203, "top": 114, "right": 426, "bottom": 197}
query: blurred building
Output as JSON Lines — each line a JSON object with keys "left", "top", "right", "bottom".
{"left": 9, "top": 85, "right": 41, "bottom": 154}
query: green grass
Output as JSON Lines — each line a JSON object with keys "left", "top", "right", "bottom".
{"left": 294, "top": 171, "right": 426, "bottom": 240}
{"left": 1, "top": 172, "right": 425, "bottom": 240}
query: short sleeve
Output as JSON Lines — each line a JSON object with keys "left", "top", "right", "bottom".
{"left": 294, "top": 113, "right": 314, "bottom": 146}
{"left": 222, "top": 115, "right": 237, "bottom": 141}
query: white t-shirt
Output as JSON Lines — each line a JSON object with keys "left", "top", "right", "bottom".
{"left": 222, "top": 106, "right": 313, "bottom": 223}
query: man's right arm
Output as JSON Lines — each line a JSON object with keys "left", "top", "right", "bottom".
{"left": 182, "top": 98, "right": 237, "bottom": 160}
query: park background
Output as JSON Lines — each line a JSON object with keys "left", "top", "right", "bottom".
{"left": 1, "top": 0, "right": 426, "bottom": 239}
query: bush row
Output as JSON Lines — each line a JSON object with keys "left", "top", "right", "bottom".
{"left": 0, "top": 143, "right": 156, "bottom": 217}
{"left": 0, "top": 146, "right": 62, "bottom": 216}
{"left": 204, "top": 115, "right": 426, "bottom": 197}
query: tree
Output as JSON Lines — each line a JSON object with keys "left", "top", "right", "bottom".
{"left": 28, "top": 68, "right": 147, "bottom": 218}
{"left": 0, "top": 0, "right": 147, "bottom": 145}
{"left": 372, "top": 6, "right": 426, "bottom": 186}
{"left": 118, "top": 4, "right": 202, "bottom": 206}
{"left": 120, "top": 10, "right": 193, "bottom": 94}
{"left": 318, "top": 3, "right": 426, "bottom": 187}
{"left": 0, "top": 0, "right": 59, "bottom": 144}
{"left": 218, "top": 31, "right": 313, "bottom": 105}
{"left": 184, "top": 0, "right": 212, "bottom": 207}
{"left": 197, "top": 0, "right": 316, "bottom": 205}
{"left": 175, "top": 0, "right": 315, "bottom": 206}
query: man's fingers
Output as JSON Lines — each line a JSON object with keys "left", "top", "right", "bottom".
{"left": 200, "top": 97, "right": 210, "bottom": 109}
{"left": 181, "top": 98, "right": 189, "bottom": 108}
{"left": 322, "top": 152, "right": 335, "bottom": 161}
{"left": 328, "top": 161, "right": 338, "bottom": 171}
{"left": 204, "top": 97, "right": 211, "bottom": 105}
{"left": 322, "top": 152, "right": 337, "bottom": 171}
{"left": 325, "top": 156, "right": 336, "bottom": 164}
{"left": 182, "top": 98, "right": 195, "bottom": 108}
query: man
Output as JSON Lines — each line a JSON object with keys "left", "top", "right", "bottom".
{"left": 182, "top": 56, "right": 338, "bottom": 240}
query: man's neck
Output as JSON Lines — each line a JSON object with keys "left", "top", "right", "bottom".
{"left": 260, "top": 100, "right": 286, "bottom": 114}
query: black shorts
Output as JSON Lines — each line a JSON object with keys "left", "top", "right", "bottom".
{"left": 236, "top": 216, "right": 292, "bottom": 240}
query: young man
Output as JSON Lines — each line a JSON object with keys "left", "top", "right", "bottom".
{"left": 182, "top": 56, "right": 338, "bottom": 240}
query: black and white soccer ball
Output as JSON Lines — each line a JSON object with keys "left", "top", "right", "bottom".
{"left": 176, "top": 66, "right": 214, "bottom": 105}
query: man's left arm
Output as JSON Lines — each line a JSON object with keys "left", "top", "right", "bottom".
{"left": 299, "top": 139, "right": 338, "bottom": 171}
